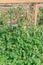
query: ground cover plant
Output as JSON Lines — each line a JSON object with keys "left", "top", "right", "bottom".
{"left": 0, "top": 19, "right": 43, "bottom": 65}
{"left": 0, "top": 6, "right": 43, "bottom": 65}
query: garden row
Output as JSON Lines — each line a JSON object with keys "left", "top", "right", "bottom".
{"left": 0, "top": 18, "right": 43, "bottom": 65}
{"left": 0, "top": 5, "right": 43, "bottom": 65}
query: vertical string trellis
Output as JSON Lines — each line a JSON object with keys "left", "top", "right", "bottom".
{"left": 10, "top": 7, "right": 13, "bottom": 27}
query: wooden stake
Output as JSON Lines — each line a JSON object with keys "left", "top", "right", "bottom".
{"left": 35, "top": 4, "right": 38, "bottom": 26}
